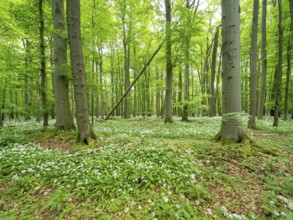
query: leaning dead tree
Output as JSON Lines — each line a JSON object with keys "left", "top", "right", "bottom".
{"left": 105, "top": 41, "right": 164, "bottom": 120}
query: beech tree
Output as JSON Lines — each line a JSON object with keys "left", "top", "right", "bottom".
{"left": 248, "top": 0, "right": 259, "bottom": 128}
{"left": 52, "top": 0, "right": 75, "bottom": 130}
{"left": 257, "top": 0, "right": 267, "bottom": 120}
{"left": 273, "top": 0, "right": 283, "bottom": 127}
{"left": 67, "top": 0, "right": 96, "bottom": 143}
{"left": 215, "top": 0, "right": 244, "bottom": 143}
{"left": 38, "top": 0, "right": 49, "bottom": 127}
{"left": 164, "top": 0, "right": 173, "bottom": 123}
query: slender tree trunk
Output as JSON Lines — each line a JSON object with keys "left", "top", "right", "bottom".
{"left": 99, "top": 47, "right": 104, "bottom": 119}
{"left": 15, "top": 91, "right": 19, "bottom": 121}
{"left": 273, "top": 0, "right": 283, "bottom": 127}
{"left": 122, "top": 7, "right": 131, "bottom": 118}
{"left": 52, "top": 0, "right": 75, "bottom": 130}
{"left": 22, "top": 38, "right": 32, "bottom": 121}
{"left": 257, "top": 0, "right": 267, "bottom": 119}
{"left": 215, "top": 0, "right": 244, "bottom": 144}
{"left": 39, "top": 0, "right": 49, "bottom": 127}
{"left": 209, "top": 25, "right": 220, "bottom": 117}
{"left": 164, "top": 0, "right": 173, "bottom": 123}
{"left": 67, "top": 0, "right": 96, "bottom": 143}
{"left": 248, "top": 0, "right": 259, "bottom": 128}
{"left": 133, "top": 46, "right": 137, "bottom": 117}
{"left": 178, "top": 68, "right": 183, "bottom": 116}
{"left": 284, "top": 0, "right": 293, "bottom": 120}
{"left": 9, "top": 90, "right": 14, "bottom": 121}
{"left": 110, "top": 46, "right": 115, "bottom": 114}
{"left": 156, "top": 64, "right": 161, "bottom": 117}
{"left": 1, "top": 82, "right": 6, "bottom": 122}
{"left": 182, "top": 38, "right": 190, "bottom": 121}
{"left": 214, "top": 54, "right": 222, "bottom": 115}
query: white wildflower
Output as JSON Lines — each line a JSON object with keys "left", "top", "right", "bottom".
{"left": 288, "top": 202, "right": 293, "bottom": 210}
{"left": 280, "top": 212, "right": 286, "bottom": 217}
{"left": 12, "top": 174, "right": 19, "bottom": 181}
{"left": 124, "top": 207, "right": 129, "bottom": 213}
{"left": 163, "top": 196, "right": 169, "bottom": 203}
{"left": 190, "top": 173, "right": 196, "bottom": 179}
{"left": 113, "top": 171, "right": 118, "bottom": 178}
{"left": 206, "top": 208, "right": 212, "bottom": 215}
{"left": 273, "top": 211, "right": 280, "bottom": 216}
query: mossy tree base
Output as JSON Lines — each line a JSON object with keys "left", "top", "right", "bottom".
{"left": 214, "top": 131, "right": 278, "bottom": 157}
{"left": 77, "top": 130, "right": 96, "bottom": 146}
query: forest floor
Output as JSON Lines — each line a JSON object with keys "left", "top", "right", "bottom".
{"left": 0, "top": 116, "right": 292, "bottom": 219}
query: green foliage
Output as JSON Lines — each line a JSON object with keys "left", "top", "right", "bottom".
{"left": 1, "top": 117, "right": 293, "bottom": 219}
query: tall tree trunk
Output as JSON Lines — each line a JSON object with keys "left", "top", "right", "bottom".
{"left": 99, "top": 47, "right": 104, "bottom": 119}
{"left": 156, "top": 64, "right": 161, "bottom": 117}
{"left": 67, "top": 0, "right": 96, "bottom": 143}
{"left": 15, "top": 91, "right": 19, "bottom": 121}
{"left": 182, "top": 38, "right": 190, "bottom": 121}
{"left": 22, "top": 38, "right": 32, "bottom": 121}
{"left": 248, "top": 0, "right": 259, "bottom": 128}
{"left": 257, "top": 0, "right": 267, "bottom": 119}
{"left": 209, "top": 25, "right": 220, "bottom": 117}
{"left": 284, "top": 0, "right": 293, "bottom": 120}
{"left": 133, "top": 46, "right": 137, "bottom": 117}
{"left": 52, "top": 0, "right": 75, "bottom": 130}
{"left": 39, "top": 0, "right": 49, "bottom": 127}
{"left": 178, "top": 67, "right": 183, "bottom": 116}
{"left": 110, "top": 46, "right": 115, "bottom": 114}
{"left": 273, "top": 0, "right": 283, "bottom": 127}
{"left": 9, "top": 90, "right": 14, "bottom": 121}
{"left": 214, "top": 53, "right": 222, "bottom": 115}
{"left": 122, "top": 7, "right": 131, "bottom": 118}
{"left": 164, "top": 0, "right": 173, "bottom": 123}
{"left": 215, "top": 0, "right": 244, "bottom": 144}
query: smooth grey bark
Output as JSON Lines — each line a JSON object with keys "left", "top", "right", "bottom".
{"left": 273, "top": 0, "right": 283, "bottom": 127}
{"left": 120, "top": 0, "right": 131, "bottom": 118}
{"left": 182, "top": 38, "right": 190, "bottom": 121}
{"left": 156, "top": 64, "right": 161, "bottom": 117}
{"left": 182, "top": 0, "right": 199, "bottom": 121}
{"left": 15, "top": 91, "right": 19, "bottom": 121}
{"left": 284, "top": 0, "right": 293, "bottom": 120}
{"left": 98, "top": 47, "right": 104, "bottom": 119}
{"left": 67, "top": 0, "right": 96, "bottom": 143}
{"left": 214, "top": 0, "right": 244, "bottom": 144}
{"left": 257, "top": 0, "right": 267, "bottom": 119}
{"left": 52, "top": 0, "right": 75, "bottom": 130}
{"left": 215, "top": 54, "right": 222, "bottom": 115}
{"left": 248, "top": 0, "right": 259, "bottom": 129}
{"left": 178, "top": 68, "right": 182, "bottom": 116}
{"left": 39, "top": 0, "right": 48, "bottom": 127}
{"left": 284, "top": 38, "right": 291, "bottom": 120}
{"left": 133, "top": 46, "right": 137, "bottom": 117}
{"left": 22, "top": 38, "right": 32, "bottom": 121}
{"left": 209, "top": 25, "right": 220, "bottom": 117}
{"left": 164, "top": 0, "right": 173, "bottom": 123}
